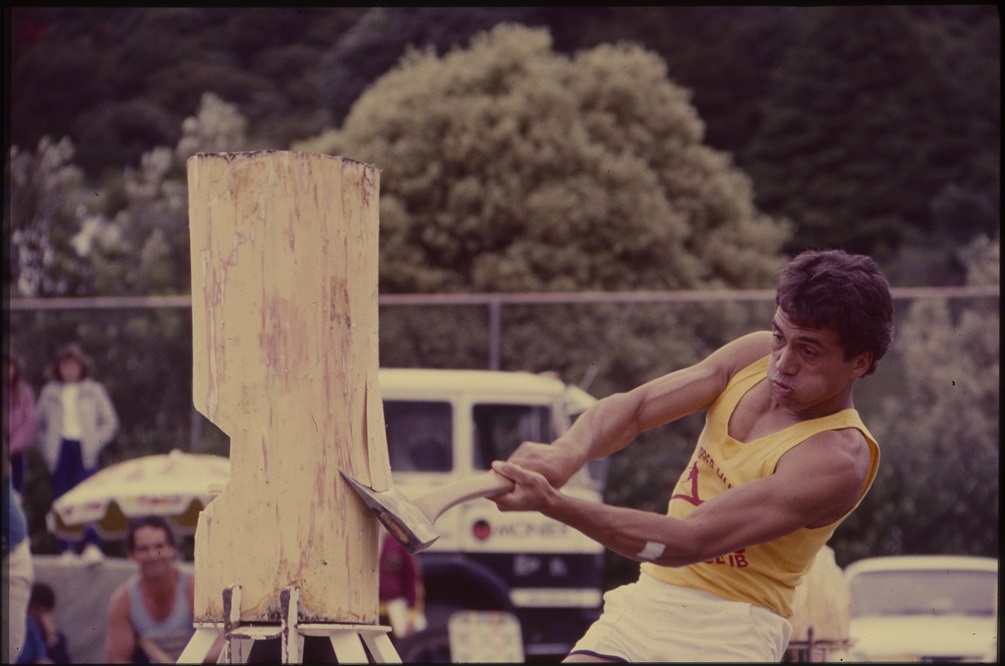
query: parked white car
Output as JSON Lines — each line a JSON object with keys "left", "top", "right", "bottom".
{"left": 836, "top": 555, "right": 998, "bottom": 662}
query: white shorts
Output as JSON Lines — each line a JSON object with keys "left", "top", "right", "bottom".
{"left": 570, "top": 572, "right": 792, "bottom": 662}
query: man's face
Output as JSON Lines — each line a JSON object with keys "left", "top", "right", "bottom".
{"left": 129, "top": 525, "right": 177, "bottom": 579}
{"left": 767, "top": 307, "right": 870, "bottom": 417}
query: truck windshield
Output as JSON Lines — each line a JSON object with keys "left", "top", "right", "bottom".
{"left": 472, "top": 403, "right": 556, "bottom": 469}
{"left": 384, "top": 400, "right": 453, "bottom": 472}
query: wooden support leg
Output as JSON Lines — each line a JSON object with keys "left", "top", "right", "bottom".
{"left": 191, "top": 585, "right": 400, "bottom": 663}
{"left": 222, "top": 585, "right": 245, "bottom": 663}
{"left": 359, "top": 631, "right": 402, "bottom": 664}
{"left": 329, "top": 631, "right": 370, "bottom": 663}
{"left": 177, "top": 584, "right": 241, "bottom": 664}
{"left": 281, "top": 587, "right": 302, "bottom": 664}
{"left": 299, "top": 624, "right": 399, "bottom": 664}
{"left": 178, "top": 627, "right": 223, "bottom": 664}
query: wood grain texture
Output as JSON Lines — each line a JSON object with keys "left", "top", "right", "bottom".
{"left": 187, "top": 151, "right": 389, "bottom": 623}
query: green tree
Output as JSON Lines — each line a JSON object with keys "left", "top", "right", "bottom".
{"left": 744, "top": 6, "right": 1000, "bottom": 266}
{"left": 906, "top": 5, "right": 1000, "bottom": 204}
{"left": 8, "top": 12, "right": 109, "bottom": 152}
{"left": 573, "top": 7, "right": 794, "bottom": 156}
{"left": 10, "top": 8, "right": 998, "bottom": 263}
{"left": 297, "top": 20, "right": 790, "bottom": 413}
{"left": 834, "top": 236, "right": 999, "bottom": 564}
{"left": 82, "top": 93, "right": 250, "bottom": 296}
{"left": 7, "top": 94, "right": 249, "bottom": 553}
{"left": 7, "top": 137, "right": 91, "bottom": 297}
{"left": 300, "top": 25, "right": 792, "bottom": 591}
{"left": 317, "top": 8, "right": 561, "bottom": 125}
{"left": 300, "top": 23, "right": 790, "bottom": 294}
{"left": 8, "top": 7, "right": 364, "bottom": 177}
{"left": 71, "top": 99, "right": 183, "bottom": 179}
{"left": 7, "top": 92, "right": 249, "bottom": 300}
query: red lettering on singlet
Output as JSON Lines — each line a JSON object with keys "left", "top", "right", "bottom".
{"left": 704, "top": 549, "right": 748, "bottom": 568}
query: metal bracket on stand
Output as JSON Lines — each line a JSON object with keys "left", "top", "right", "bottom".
{"left": 178, "top": 585, "right": 401, "bottom": 664}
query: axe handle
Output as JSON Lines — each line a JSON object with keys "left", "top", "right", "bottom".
{"left": 414, "top": 471, "right": 515, "bottom": 524}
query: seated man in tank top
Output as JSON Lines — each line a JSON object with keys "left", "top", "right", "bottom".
{"left": 489, "top": 249, "right": 894, "bottom": 662}
{"left": 105, "top": 516, "right": 222, "bottom": 664}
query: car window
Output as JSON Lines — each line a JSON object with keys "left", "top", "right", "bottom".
{"left": 384, "top": 400, "right": 452, "bottom": 472}
{"left": 471, "top": 403, "right": 556, "bottom": 469}
{"left": 850, "top": 569, "right": 997, "bottom": 617}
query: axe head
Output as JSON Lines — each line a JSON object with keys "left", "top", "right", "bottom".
{"left": 340, "top": 471, "right": 441, "bottom": 555}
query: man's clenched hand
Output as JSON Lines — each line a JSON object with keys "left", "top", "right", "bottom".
{"left": 489, "top": 460, "right": 560, "bottom": 513}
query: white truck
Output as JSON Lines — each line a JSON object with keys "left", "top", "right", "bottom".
{"left": 378, "top": 368, "right": 607, "bottom": 662}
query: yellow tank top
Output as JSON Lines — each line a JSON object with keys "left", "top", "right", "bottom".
{"left": 640, "top": 356, "right": 879, "bottom": 618}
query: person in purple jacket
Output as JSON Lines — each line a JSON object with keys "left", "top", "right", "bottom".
{"left": 4, "top": 349, "right": 38, "bottom": 496}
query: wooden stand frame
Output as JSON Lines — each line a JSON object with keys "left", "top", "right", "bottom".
{"left": 178, "top": 586, "right": 401, "bottom": 664}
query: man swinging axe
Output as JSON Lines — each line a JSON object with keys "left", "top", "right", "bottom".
{"left": 489, "top": 249, "right": 894, "bottom": 662}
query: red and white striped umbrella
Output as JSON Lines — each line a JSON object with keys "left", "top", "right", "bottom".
{"left": 47, "top": 449, "right": 230, "bottom": 540}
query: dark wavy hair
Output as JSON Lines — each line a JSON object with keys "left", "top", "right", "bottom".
{"left": 126, "top": 515, "right": 178, "bottom": 552}
{"left": 776, "top": 249, "right": 894, "bottom": 376}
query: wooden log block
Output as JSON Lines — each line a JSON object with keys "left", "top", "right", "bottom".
{"left": 187, "top": 151, "right": 391, "bottom": 624}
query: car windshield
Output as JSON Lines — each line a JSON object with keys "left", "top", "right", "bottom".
{"left": 850, "top": 569, "right": 997, "bottom": 617}
{"left": 472, "top": 403, "right": 556, "bottom": 469}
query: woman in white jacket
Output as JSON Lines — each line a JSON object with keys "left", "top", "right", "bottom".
{"left": 37, "top": 342, "right": 118, "bottom": 557}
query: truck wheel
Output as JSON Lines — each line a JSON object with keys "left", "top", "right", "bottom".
{"left": 395, "top": 626, "right": 451, "bottom": 663}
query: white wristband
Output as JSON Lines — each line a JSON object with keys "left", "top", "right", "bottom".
{"left": 636, "top": 540, "right": 666, "bottom": 561}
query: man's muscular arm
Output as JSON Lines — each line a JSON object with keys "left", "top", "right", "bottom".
{"left": 505, "top": 332, "right": 772, "bottom": 489}
{"left": 491, "top": 427, "right": 872, "bottom": 567}
{"left": 105, "top": 585, "right": 137, "bottom": 664}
